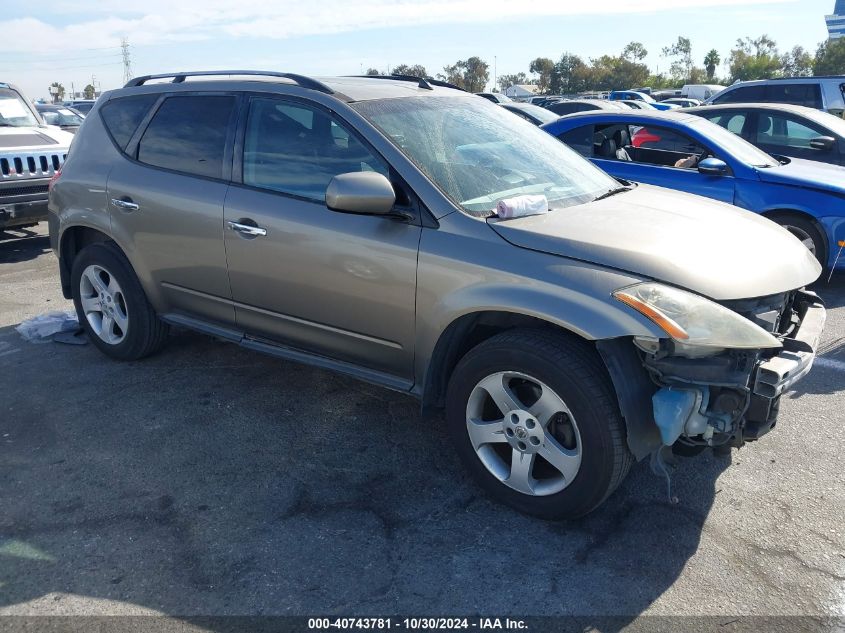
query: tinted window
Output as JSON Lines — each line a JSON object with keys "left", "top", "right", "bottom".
{"left": 548, "top": 102, "right": 582, "bottom": 115}
{"left": 756, "top": 113, "right": 827, "bottom": 150}
{"left": 704, "top": 112, "right": 748, "bottom": 136}
{"left": 713, "top": 85, "right": 765, "bottom": 104}
{"left": 243, "top": 98, "right": 388, "bottom": 201}
{"left": 137, "top": 96, "right": 235, "bottom": 179}
{"left": 559, "top": 125, "right": 593, "bottom": 156}
{"left": 765, "top": 83, "right": 822, "bottom": 109}
{"left": 100, "top": 95, "right": 157, "bottom": 150}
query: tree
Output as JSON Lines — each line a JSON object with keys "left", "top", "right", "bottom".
{"left": 815, "top": 38, "right": 845, "bottom": 75}
{"left": 49, "top": 82, "right": 65, "bottom": 104}
{"left": 549, "top": 53, "right": 590, "bottom": 94}
{"left": 704, "top": 49, "right": 721, "bottom": 81}
{"left": 365, "top": 68, "right": 382, "bottom": 76}
{"left": 663, "top": 36, "right": 694, "bottom": 83}
{"left": 781, "top": 46, "right": 814, "bottom": 77}
{"left": 83, "top": 84, "right": 96, "bottom": 99}
{"left": 529, "top": 57, "right": 555, "bottom": 94}
{"left": 728, "top": 35, "right": 782, "bottom": 82}
{"left": 497, "top": 72, "right": 529, "bottom": 92}
{"left": 622, "top": 42, "right": 648, "bottom": 62}
{"left": 438, "top": 56, "right": 489, "bottom": 92}
{"left": 392, "top": 64, "right": 428, "bottom": 77}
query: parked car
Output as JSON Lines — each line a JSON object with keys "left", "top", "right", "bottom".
{"left": 62, "top": 99, "right": 97, "bottom": 115}
{"left": 705, "top": 77, "right": 845, "bottom": 118}
{"left": 661, "top": 98, "right": 702, "bottom": 108}
{"left": 542, "top": 109, "right": 845, "bottom": 268}
{"left": 50, "top": 70, "right": 824, "bottom": 519}
{"left": 476, "top": 92, "right": 512, "bottom": 104}
{"left": 499, "top": 102, "right": 560, "bottom": 125}
{"left": 686, "top": 103, "right": 845, "bottom": 167}
{"left": 608, "top": 90, "right": 678, "bottom": 111}
{"left": 35, "top": 104, "right": 85, "bottom": 134}
{"left": 680, "top": 84, "right": 725, "bottom": 101}
{"left": 546, "top": 99, "right": 624, "bottom": 116}
{"left": 618, "top": 100, "right": 657, "bottom": 111}
{"left": 0, "top": 82, "right": 72, "bottom": 231}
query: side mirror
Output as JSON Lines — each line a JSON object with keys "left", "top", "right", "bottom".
{"left": 698, "top": 157, "right": 728, "bottom": 176}
{"left": 326, "top": 172, "right": 396, "bottom": 215}
{"left": 809, "top": 136, "right": 836, "bottom": 151}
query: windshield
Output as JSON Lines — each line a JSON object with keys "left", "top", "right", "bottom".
{"left": 38, "top": 107, "right": 83, "bottom": 126}
{"left": 352, "top": 96, "right": 618, "bottom": 216}
{"left": 0, "top": 88, "right": 39, "bottom": 127}
{"left": 515, "top": 104, "right": 560, "bottom": 124}
{"left": 689, "top": 117, "right": 779, "bottom": 167}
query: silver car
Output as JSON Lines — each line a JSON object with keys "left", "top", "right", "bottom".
{"left": 49, "top": 71, "right": 825, "bottom": 519}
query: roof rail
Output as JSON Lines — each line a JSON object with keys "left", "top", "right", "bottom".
{"left": 124, "top": 70, "right": 335, "bottom": 94}
{"left": 352, "top": 74, "right": 466, "bottom": 92}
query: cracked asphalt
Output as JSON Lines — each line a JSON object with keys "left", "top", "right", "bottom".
{"left": 0, "top": 225, "right": 843, "bottom": 625}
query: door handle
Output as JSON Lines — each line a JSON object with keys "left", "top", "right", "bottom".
{"left": 111, "top": 198, "right": 140, "bottom": 212}
{"left": 227, "top": 220, "right": 267, "bottom": 237}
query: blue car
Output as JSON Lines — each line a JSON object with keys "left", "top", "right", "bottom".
{"left": 541, "top": 110, "right": 845, "bottom": 270}
{"left": 608, "top": 91, "right": 678, "bottom": 111}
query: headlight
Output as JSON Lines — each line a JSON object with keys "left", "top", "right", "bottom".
{"left": 613, "top": 282, "right": 781, "bottom": 350}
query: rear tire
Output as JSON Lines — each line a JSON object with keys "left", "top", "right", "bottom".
{"left": 769, "top": 213, "right": 826, "bottom": 267}
{"left": 71, "top": 242, "right": 169, "bottom": 360}
{"left": 445, "top": 329, "right": 633, "bottom": 520}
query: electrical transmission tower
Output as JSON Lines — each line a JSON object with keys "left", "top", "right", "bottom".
{"left": 121, "top": 38, "right": 133, "bottom": 84}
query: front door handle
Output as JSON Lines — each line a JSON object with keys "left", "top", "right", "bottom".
{"left": 111, "top": 198, "right": 139, "bottom": 212}
{"left": 227, "top": 220, "right": 267, "bottom": 237}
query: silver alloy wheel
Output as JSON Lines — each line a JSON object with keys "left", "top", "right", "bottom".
{"left": 465, "top": 371, "right": 582, "bottom": 496}
{"left": 79, "top": 264, "right": 129, "bottom": 345}
{"left": 782, "top": 224, "right": 817, "bottom": 256}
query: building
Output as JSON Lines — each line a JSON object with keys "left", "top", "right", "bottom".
{"left": 504, "top": 84, "right": 539, "bottom": 100}
{"left": 826, "top": 0, "right": 845, "bottom": 39}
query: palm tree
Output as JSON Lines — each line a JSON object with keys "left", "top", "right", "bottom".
{"left": 49, "top": 82, "right": 65, "bottom": 104}
{"left": 704, "top": 49, "right": 721, "bottom": 81}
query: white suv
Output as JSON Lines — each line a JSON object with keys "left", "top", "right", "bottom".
{"left": 706, "top": 76, "right": 845, "bottom": 117}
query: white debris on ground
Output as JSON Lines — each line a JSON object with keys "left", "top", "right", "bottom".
{"left": 15, "top": 311, "right": 79, "bottom": 343}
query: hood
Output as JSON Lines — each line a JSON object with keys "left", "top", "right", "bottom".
{"left": 0, "top": 125, "right": 73, "bottom": 149}
{"left": 755, "top": 157, "right": 845, "bottom": 196}
{"left": 489, "top": 184, "right": 821, "bottom": 301}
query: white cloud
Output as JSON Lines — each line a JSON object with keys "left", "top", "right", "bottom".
{"left": 0, "top": 0, "right": 796, "bottom": 52}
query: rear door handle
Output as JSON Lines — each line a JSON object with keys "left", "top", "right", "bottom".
{"left": 111, "top": 198, "right": 139, "bottom": 212}
{"left": 227, "top": 220, "right": 267, "bottom": 237}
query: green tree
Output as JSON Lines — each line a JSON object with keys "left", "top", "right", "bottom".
{"left": 392, "top": 64, "right": 428, "bottom": 77}
{"left": 704, "top": 49, "right": 721, "bottom": 81}
{"left": 497, "top": 72, "right": 529, "bottom": 92}
{"left": 549, "top": 53, "right": 590, "bottom": 94}
{"left": 781, "top": 45, "right": 814, "bottom": 77}
{"left": 589, "top": 54, "right": 650, "bottom": 91}
{"left": 83, "top": 84, "right": 96, "bottom": 99}
{"left": 49, "top": 82, "right": 65, "bottom": 104}
{"left": 815, "top": 38, "right": 845, "bottom": 75}
{"left": 663, "top": 36, "right": 694, "bottom": 83}
{"left": 528, "top": 57, "right": 555, "bottom": 94}
{"left": 728, "top": 35, "right": 782, "bottom": 82}
{"left": 622, "top": 42, "right": 648, "bottom": 62}
{"left": 365, "top": 68, "right": 382, "bottom": 76}
{"left": 438, "top": 56, "right": 489, "bottom": 92}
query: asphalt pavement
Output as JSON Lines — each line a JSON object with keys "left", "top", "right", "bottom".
{"left": 0, "top": 225, "right": 843, "bottom": 627}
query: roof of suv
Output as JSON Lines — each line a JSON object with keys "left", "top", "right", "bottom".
{"left": 118, "top": 71, "right": 467, "bottom": 103}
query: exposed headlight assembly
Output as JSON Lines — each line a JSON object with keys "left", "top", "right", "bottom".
{"left": 614, "top": 282, "right": 781, "bottom": 350}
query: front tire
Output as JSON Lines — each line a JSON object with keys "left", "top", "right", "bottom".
{"left": 446, "top": 329, "right": 633, "bottom": 520}
{"left": 769, "top": 213, "right": 826, "bottom": 267}
{"left": 71, "top": 242, "right": 169, "bottom": 360}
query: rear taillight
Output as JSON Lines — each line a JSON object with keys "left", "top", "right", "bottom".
{"left": 48, "top": 168, "right": 62, "bottom": 192}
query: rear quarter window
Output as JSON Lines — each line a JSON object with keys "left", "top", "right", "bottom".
{"left": 100, "top": 95, "right": 158, "bottom": 150}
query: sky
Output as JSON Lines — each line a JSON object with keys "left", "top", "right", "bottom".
{"left": 0, "top": 0, "right": 836, "bottom": 101}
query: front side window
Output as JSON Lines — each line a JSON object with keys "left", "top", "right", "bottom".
{"left": 0, "top": 87, "right": 39, "bottom": 127}
{"left": 242, "top": 98, "right": 388, "bottom": 202}
{"left": 756, "top": 113, "right": 827, "bottom": 150}
{"left": 714, "top": 85, "right": 765, "bottom": 104}
{"left": 137, "top": 95, "right": 235, "bottom": 179}
{"left": 559, "top": 125, "right": 593, "bottom": 156}
{"left": 352, "top": 96, "right": 618, "bottom": 216}
{"left": 765, "top": 83, "right": 822, "bottom": 109}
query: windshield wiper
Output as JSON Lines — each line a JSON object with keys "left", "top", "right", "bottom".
{"left": 593, "top": 185, "right": 634, "bottom": 202}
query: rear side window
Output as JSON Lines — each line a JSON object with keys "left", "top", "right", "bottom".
{"left": 137, "top": 96, "right": 236, "bottom": 179}
{"left": 100, "top": 95, "right": 157, "bottom": 150}
{"left": 765, "top": 83, "right": 822, "bottom": 109}
{"left": 713, "top": 85, "right": 765, "bottom": 104}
